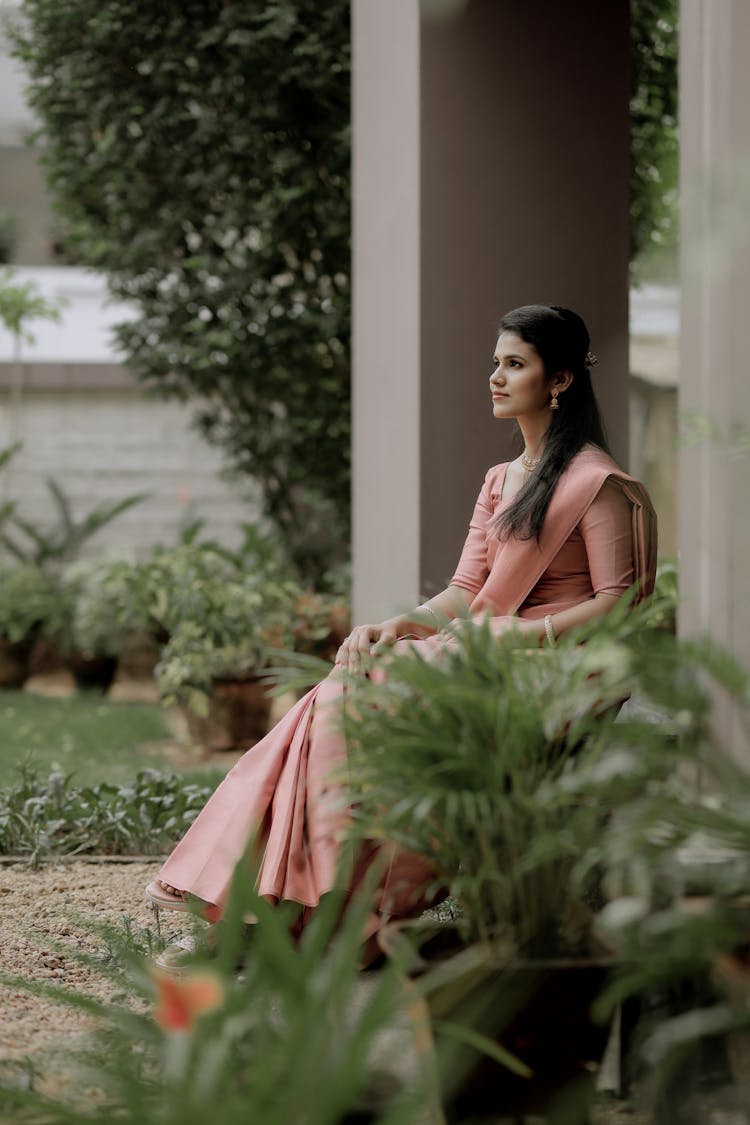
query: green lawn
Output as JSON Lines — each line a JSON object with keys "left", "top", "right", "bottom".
{"left": 0, "top": 691, "right": 222, "bottom": 788}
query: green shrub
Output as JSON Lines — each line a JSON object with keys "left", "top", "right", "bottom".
{"left": 0, "top": 562, "right": 61, "bottom": 643}
{"left": 0, "top": 768, "right": 218, "bottom": 859}
{"left": 631, "top": 0, "right": 679, "bottom": 271}
{"left": 147, "top": 543, "right": 302, "bottom": 714}
{"left": 0, "top": 473, "right": 146, "bottom": 570}
{"left": 55, "top": 554, "right": 145, "bottom": 658}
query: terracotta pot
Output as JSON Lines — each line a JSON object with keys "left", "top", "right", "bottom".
{"left": 183, "top": 675, "right": 273, "bottom": 753}
{"left": 116, "top": 630, "right": 164, "bottom": 679}
{"left": 27, "top": 637, "right": 66, "bottom": 676}
{"left": 0, "top": 638, "right": 34, "bottom": 688}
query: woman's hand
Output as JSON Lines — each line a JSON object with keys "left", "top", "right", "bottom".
{"left": 334, "top": 618, "right": 401, "bottom": 675}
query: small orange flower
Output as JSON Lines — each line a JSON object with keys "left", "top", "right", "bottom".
{"left": 151, "top": 967, "right": 224, "bottom": 1032}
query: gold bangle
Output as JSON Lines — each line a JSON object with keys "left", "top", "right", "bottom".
{"left": 543, "top": 614, "right": 557, "bottom": 647}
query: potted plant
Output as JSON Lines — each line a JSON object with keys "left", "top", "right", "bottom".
{"left": 151, "top": 544, "right": 300, "bottom": 751}
{"left": 0, "top": 455, "right": 146, "bottom": 572}
{"left": 291, "top": 588, "right": 350, "bottom": 663}
{"left": 0, "top": 562, "right": 60, "bottom": 686}
{"left": 87, "top": 553, "right": 166, "bottom": 680}
{"left": 340, "top": 599, "right": 678, "bottom": 1120}
{"left": 54, "top": 555, "right": 145, "bottom": 691}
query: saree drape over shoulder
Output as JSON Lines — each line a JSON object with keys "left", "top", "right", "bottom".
{"left": 155, "top": 446, "right": 657, "bottom": 932}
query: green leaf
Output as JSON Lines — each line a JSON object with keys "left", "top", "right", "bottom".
{"left": 432, "top": 1017, "right": 533, "bottom": 1078}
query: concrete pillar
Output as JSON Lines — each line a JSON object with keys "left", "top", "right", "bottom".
{"left": 351, "top": 0, "right": 421, "bottom": 623}
{"left": 679, "top": 0, "right": 750, "bottom": 756}
{"left": 353, "top": 0, "right": 631, "bottom": 622}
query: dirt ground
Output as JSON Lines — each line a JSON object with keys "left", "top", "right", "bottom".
{"left": 0, "top": 858, "right": 185, "bottom": 1102}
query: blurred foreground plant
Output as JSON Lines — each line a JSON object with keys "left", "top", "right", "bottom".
{"left": 576, "top": 633, "right": 750, "bottom": 1112}
{"left": 0, "top": 859, "right": 435, "bottom": 1125}
{"left": 342, "top": 596, "right": 681, "bottom": 953}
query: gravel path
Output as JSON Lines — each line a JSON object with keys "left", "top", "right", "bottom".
{"left": 0, "top": 858, "right": 185, "bottom": 1100}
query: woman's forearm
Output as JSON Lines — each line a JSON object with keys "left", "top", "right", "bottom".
{"left": 391, "top": 585, "right": 473, "bottom": 638}
{"left": 509, "top": 592, "right": 624, "bottom": 646}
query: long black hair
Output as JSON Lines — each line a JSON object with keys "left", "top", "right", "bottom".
{"left": 492, "top": 304, "right": 610, "bottom": 541}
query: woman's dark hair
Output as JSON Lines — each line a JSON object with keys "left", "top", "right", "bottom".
{"left": 492, "top": 304, "right": 610, "bottom": 541}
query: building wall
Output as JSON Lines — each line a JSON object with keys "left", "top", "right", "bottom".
{"left": 0, "top": 381, "right": 258, "bottom": 557}
{"left": 0, "top": 266, "right": 259, "bottom": 558}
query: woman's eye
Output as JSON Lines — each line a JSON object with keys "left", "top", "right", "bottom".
{"left": 492, "top": 359, "right": 500, "bottom": 368}
{"left": 509, "top": 360, "right": 521, "bottom": 368}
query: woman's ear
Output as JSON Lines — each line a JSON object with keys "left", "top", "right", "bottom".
{"left": 553, "top": 369, "right": 574, "bottom": 394}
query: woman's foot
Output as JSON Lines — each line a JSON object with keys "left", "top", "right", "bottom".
{"left": 158, "top": 880, "right": 186, "bottom": 900}
{"left": 145, "top": 880, "right": 191, "bottom": 912}
{"left": 145, "top": 880, "right": 259, "bottom": 927}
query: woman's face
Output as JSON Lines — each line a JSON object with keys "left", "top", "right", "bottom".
{"left": 489, "top": 331, "right": 552, "bottom": 421}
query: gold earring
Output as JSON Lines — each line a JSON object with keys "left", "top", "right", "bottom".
{"left": 550, "top": 389, "right": 559, "bottom": 411}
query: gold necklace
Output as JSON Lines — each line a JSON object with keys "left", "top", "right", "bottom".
{"left": 521, "top": 450, "right": 541, "bottom": 472}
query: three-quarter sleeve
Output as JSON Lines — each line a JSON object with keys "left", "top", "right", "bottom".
{"left": 450, "top": 469, "right": 495, "bottom": 596}
{"left": 580, "top": 478, "right": 634, "bottom": 597}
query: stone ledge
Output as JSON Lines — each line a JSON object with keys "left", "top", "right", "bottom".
{"left": 0, "top": 362, "right": 136, "bottom": 391}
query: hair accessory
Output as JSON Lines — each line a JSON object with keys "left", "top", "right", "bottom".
{"left": 544, "top": 614, "right": 557, "bottom": 647}
{"left": 550, "top": 388, "right": 559, "bottom": 411}
{"left": 584, "top": 351, "right": 598, "bottom": 370}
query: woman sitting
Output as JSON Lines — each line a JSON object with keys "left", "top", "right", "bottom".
{"left": 145, "top": 303, "right": 657, "bottom": 955}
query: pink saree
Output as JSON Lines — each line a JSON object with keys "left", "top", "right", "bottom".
{"left": 154, "top": 447, "right": 657, "bottom": 933}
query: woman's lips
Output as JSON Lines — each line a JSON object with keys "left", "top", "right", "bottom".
{"left": 492, "top": 392, "right": 509, "bottom": 399}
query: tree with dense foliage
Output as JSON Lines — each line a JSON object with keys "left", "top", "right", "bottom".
{"left": 10, "top": 0, "right": 351, "bottom": 583}
{"left": 630, "top": 0, "right": 679, "bottom": 274}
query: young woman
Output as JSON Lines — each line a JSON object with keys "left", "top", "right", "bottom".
{"left": 146, "top": 304, "right": 657, "bottom": 953}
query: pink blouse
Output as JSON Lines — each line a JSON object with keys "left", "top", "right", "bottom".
{"left": 450, "top": 464, "right": 635, "bottom": 620}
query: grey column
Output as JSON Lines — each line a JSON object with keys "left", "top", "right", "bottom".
{"left": 352, "top": 0, "right": 421, "bottom": 623}
{"left": 679, "top": 0, "right": 750, "bottom": 755}
{"left": 353, "top": 0, "right": 631, "bottom": 621}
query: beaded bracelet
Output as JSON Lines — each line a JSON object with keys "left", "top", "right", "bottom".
{"left": 543, "top": 614, "right": 557, "bottom": 647}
